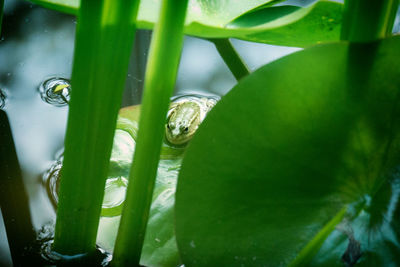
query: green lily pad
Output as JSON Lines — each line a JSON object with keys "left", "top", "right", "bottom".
{"left": 175, "top": 36, "right": 400, "bottom": 266}
{"left": 26, "top": 0, "right": 342, "bottom": 47}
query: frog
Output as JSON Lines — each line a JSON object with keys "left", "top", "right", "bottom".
{"left": 165, "top": 96, "right": 218, "bottom": 145}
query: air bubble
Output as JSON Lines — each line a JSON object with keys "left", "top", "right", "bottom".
{"left": 38, "top": 77, "right": 71, "bottom": 107}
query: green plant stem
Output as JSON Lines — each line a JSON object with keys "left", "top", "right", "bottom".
{"left": 53, "top": 0, "right": 139, "bottom": 255}
{"left": 111, "top": 0, "right": 189, "bottom": 265}
{"left": 288, "top": 206, "right": 347, "bottom": 266}
{"left": 210, "top": 38, "right": 250, "bottom": 81}
{"left": 341, "top": 0, "right": 399, "bottom": 42}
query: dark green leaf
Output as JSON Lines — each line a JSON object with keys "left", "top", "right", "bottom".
{"left": 227, "top": 5, "right": 301, "bottom": 28}
{"left": 175, "top": 36, "right": 400, "bottom": 266}
{"left": 235, "top": 1, "right": 342, "bottom": 47}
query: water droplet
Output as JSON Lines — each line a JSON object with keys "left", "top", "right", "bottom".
{"left": 190, "top": 240, "right": 196, "bottom": 248}
{"left": 0, "top": 89, "right": 7, "bottom": 109}
{"left": 38, "top": 77, "right": 71, "bottom": 107}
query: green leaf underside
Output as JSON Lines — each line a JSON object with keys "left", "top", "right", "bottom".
{"left": 97, "top": 107, "right": 183, "bottom": 267}
{"left": 28, "top": 0, "right": 78, "bottom": 15}
{"left": 175, "top": 36, "right": 400, "bottom": 266}
{"left": 26, "top": 0, "right": 342, "bottom": 47}
{"left": 228, "top": 5, "right": 302, "bottom": 28}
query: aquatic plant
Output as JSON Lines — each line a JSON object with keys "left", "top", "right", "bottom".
{"left": 1, "top": 0, "right": 400, "bottom": 266}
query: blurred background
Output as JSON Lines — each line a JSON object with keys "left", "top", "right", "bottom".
{"left": 0, "top": 0, "right": 398, "bottom": 265}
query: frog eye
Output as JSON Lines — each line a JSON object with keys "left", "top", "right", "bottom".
{"left": 168, "top": 122, "right": 176, "bottom": 130}
{"left": 184, "top": 127, "right": 189, "bottom": 132}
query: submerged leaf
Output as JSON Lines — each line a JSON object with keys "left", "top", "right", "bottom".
{"left": 175, "top": 36, "right": 400, "bottom": 266}
{"left": 97, "top": 107, "right": 183, "bottom": 267}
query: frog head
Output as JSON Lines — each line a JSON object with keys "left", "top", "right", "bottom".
{"left": 166, "top": 101, "right": 201, "bottom": 145}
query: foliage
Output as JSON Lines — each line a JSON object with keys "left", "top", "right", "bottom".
{"left": 2, "top": 0, "right": 400, "bottom": 266}
{"left": 27, "top": 0, "right": 342, "bottom": 47}
{"left": 175, "top": 36, "right": 400, "bottom": 266}
{"left": 99, "top": 38, "right": 400, "bottom": 267}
